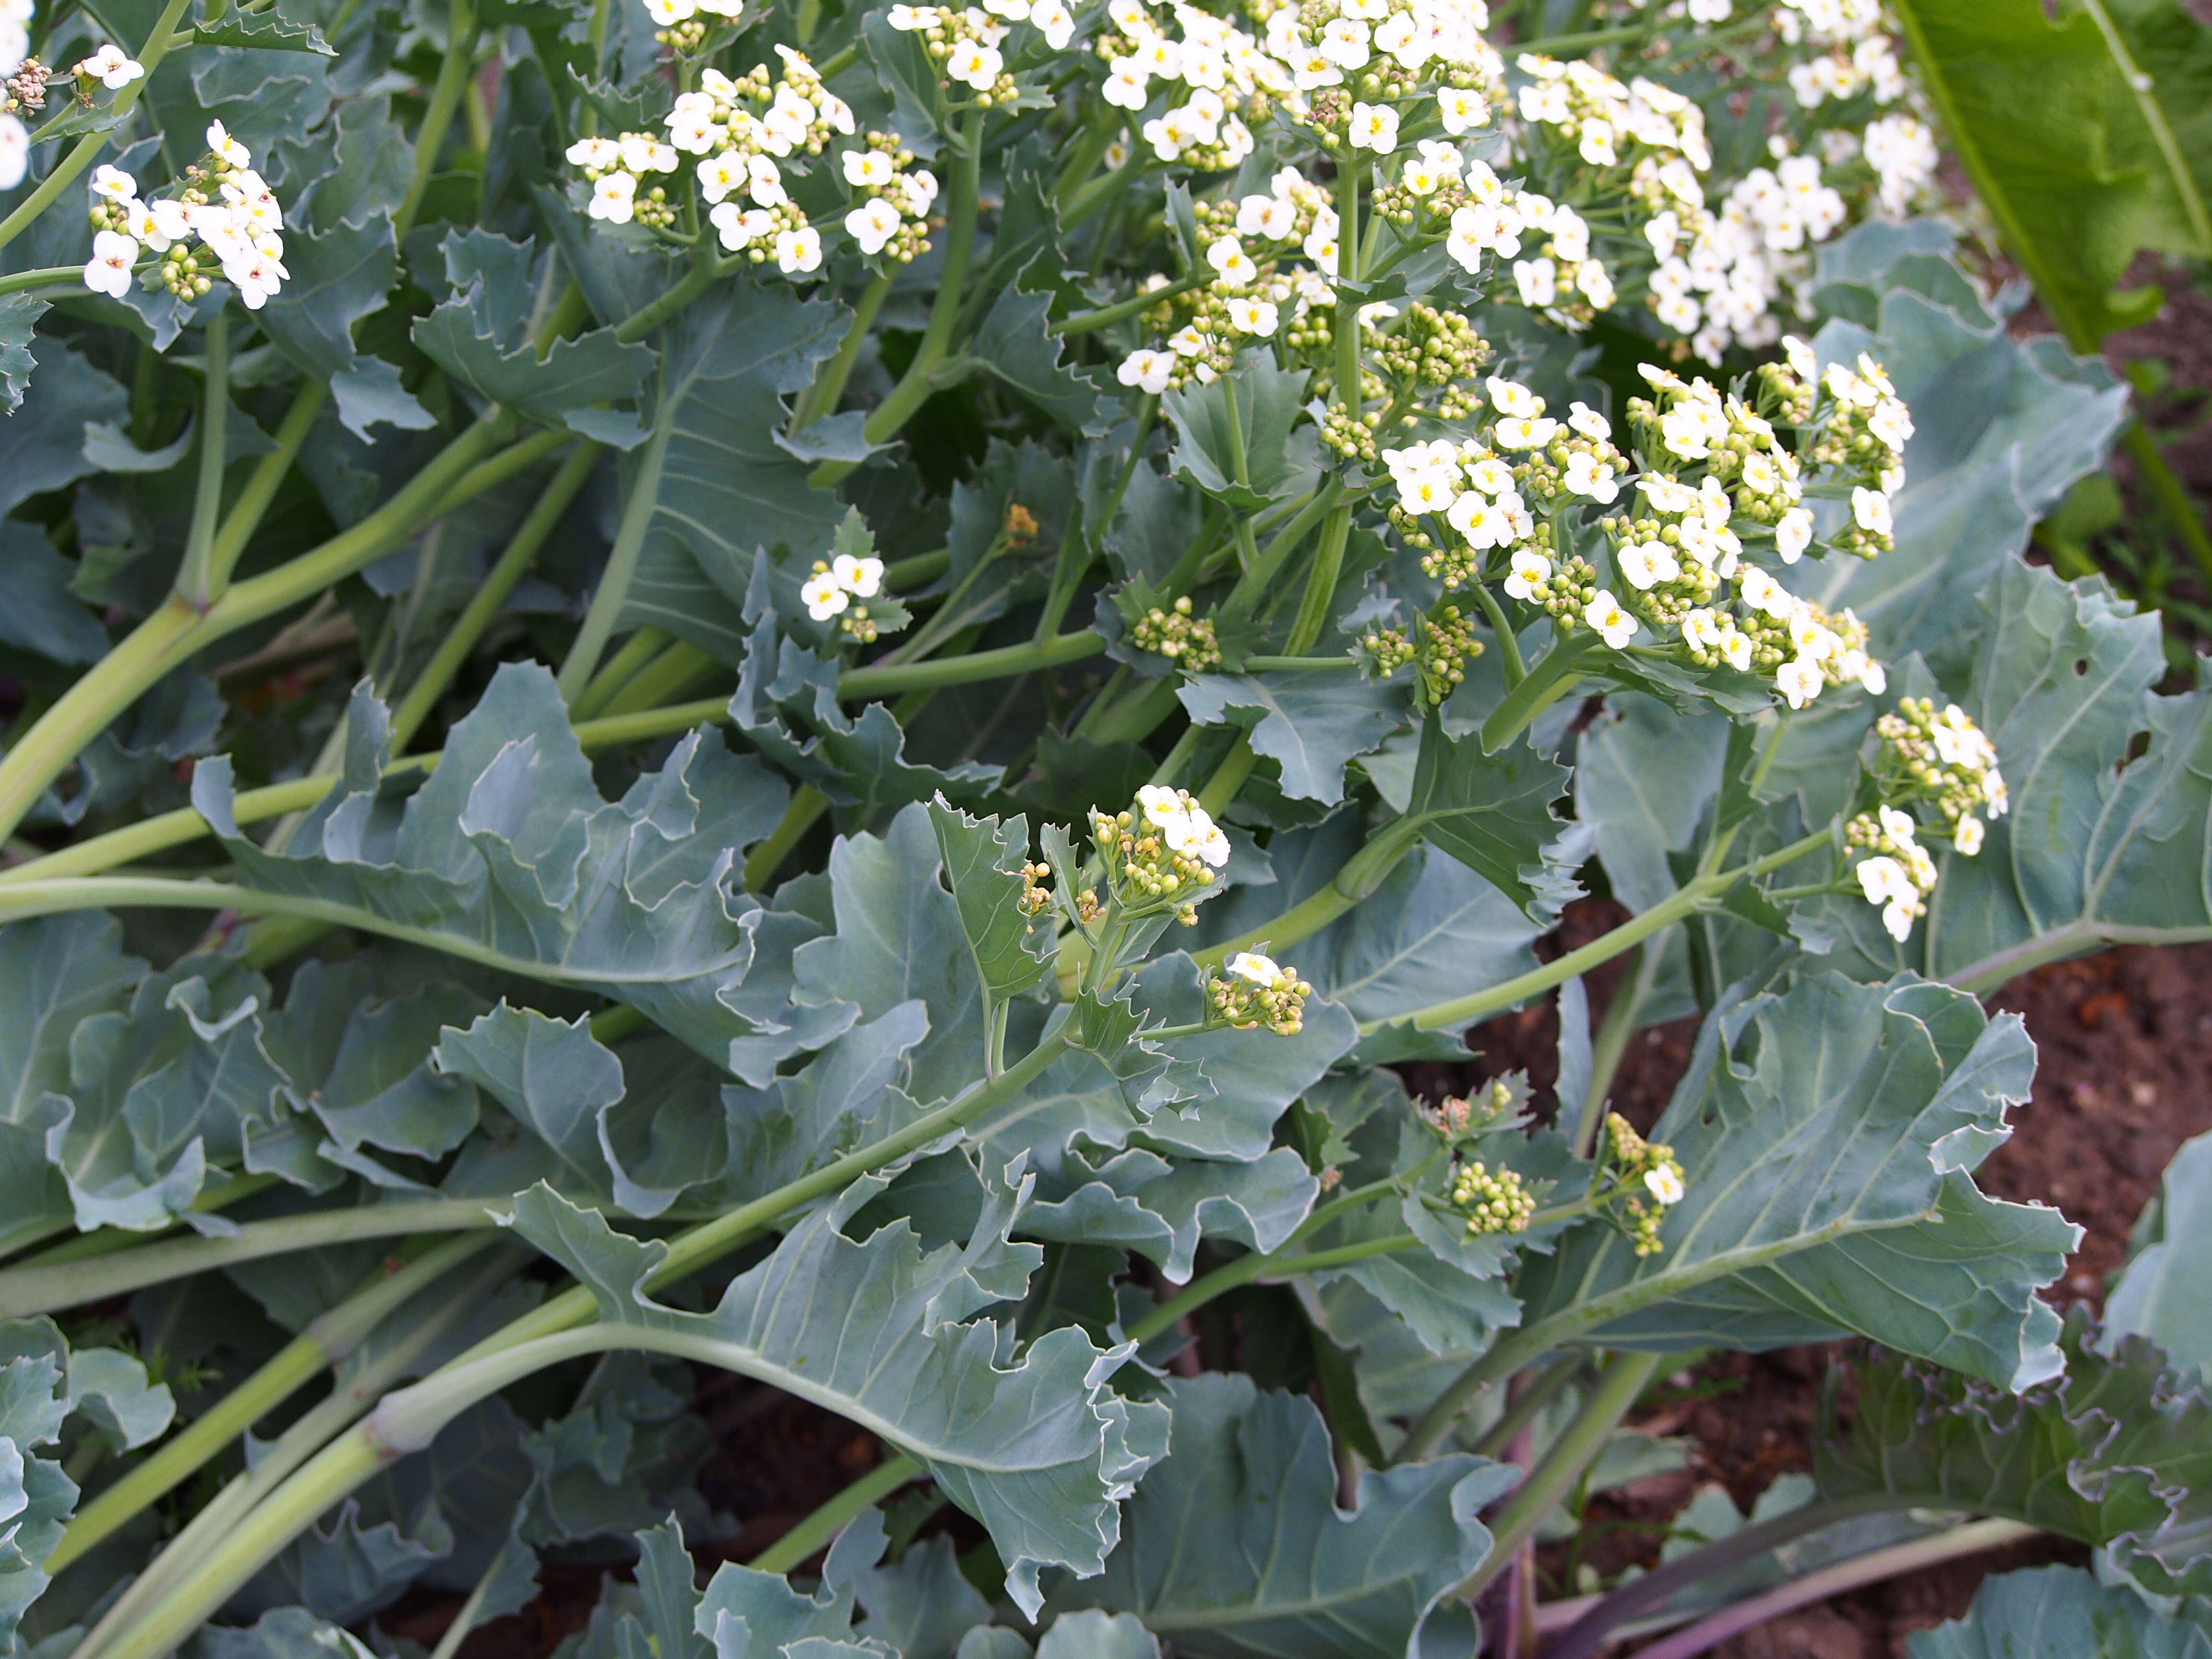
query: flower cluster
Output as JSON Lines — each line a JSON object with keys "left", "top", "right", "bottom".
{"left": 1845, "top": 804, "right": 1938, "bottom": 942}
{"left": 82, "top": 128, "right": 291, "bottom": 309}
{"left": 800, "top": 550, "right": 889, "bottom": 641}
{"left": 1871, "top": 697, "right": 2008, "bottom": 850}
{"left": 1643, "top": 149, "right": 1847, "bottom": 361}
{"left": 1798, "top": 341, "right": 1911, "bottom": 556}
{"left": 890, "top": 0, "right": 1075, "bottom": 107}
{"left": 643, "top": 0, "right": 744, "bottom": 52}
{"left": 839, "top": 133, "right": 938, "bottom": 263}
{"left": 1451, "top": 1159, "right": 1535, "bottom": 1236}
{"left": 71, "top": 42, "right": 144, "bottom": 92}
{"left": 0, "top": 0, "right": 32, "bottom": 188}
{"left": 1601, "top": 1112, "right": 1684, "bottom": 1257}
{"left": 1090, "top": 786, "right": 1230, "bottom": 918}
{"left": 1130, "top": 595, "right": 1221, "bottom": 670}
{"left": 1365, "top": 605, "right": 1482, "bottom": 704}
{"left": 568, "top": 49, "right": 858, "bottom": 274}
{"left": 1206, "top": 951, "right": 1312, "bottom": 1035}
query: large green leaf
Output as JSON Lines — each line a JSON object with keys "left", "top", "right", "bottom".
{"left": 1907, "top": 1564, "right": 2212, "bottom": 1659}
{"left": 1177, "top": 674, "right": 1407, "bottom": 805}
{"left": 926, "top": 800, "right": 1053, "bottom": 1011}
{"left": 2108, "top": 1131, "right": 2212, "bottom": 1376}
{"left": 1891, "top": 0, "right": 2212, "bottom": 345}
{"left": 1512, "top": 973, "right": 2077, "bottom": 1389}
{"left": 1820, "top": 1311, "right": 2212, "bottom": 1596}
{"left": 1162, "top": 361, "right": 1319, "bottom": 512}
{"left": 1048, "top": 1374, "right": 1514, "bottom": 1658}
{"left": 1397, "top": 723, "right": 1577, "bottom": 918}
{"left": 1810, "top": 560, "right": 2212, "bottom": 989}
{"left": 192, "top": 670, "right": 787, "bottom": 1068}
{"left": 510, "top": 1185, "right": 1170, "bottom": 1615}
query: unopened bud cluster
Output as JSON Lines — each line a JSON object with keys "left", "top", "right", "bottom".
{"left": 1451, "top": 1160, "right": 1535, "bottom": 1237}
{"left": 1423, "top": 1077, "right": 1518, "bottom": 1144}
{"left": 1602, "top": 1111, "right": 1685, "bottom": 1257}
{"left": 1131, "top": 596, "right": 1221, "bottom": 670}
{"left": 1206, "top": 951, "right": 1312, "bottom": 1035}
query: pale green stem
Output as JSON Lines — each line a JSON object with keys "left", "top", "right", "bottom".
{"left": 427, "top": 1542, "right": 510, "bottom": 1659}
{"left": 47, "top": 1234, "right": 503, "bottom": 1571}
{"left": 1193, "top": 815, "right": 1424, "bottom": 969}
{"left": 172, "top": 313, "right": 230, "bottom": 610}
{"left": 0, "top": 1200, "right": 507, "bottom": 1320}
{"left": 792, "top": 269, "right": 892, "bottom": 431}
{"left": 558, "top": 412, "right": 673, "bottom": 702}
{"left": 1574, "top": 941, "right": 1659, "bottom": 1157}
{"left": 1457, "top": 1350, "right": 1664, "bottom": 1598}
{"left": 1377, "top": 828, "right": 1832, "bottom": 1035}
{"left": 395, "top": 0, "right": 479, "bottom": 240}
{"left": 570, "top": 625, "right": 670, "bottom": 721}
{"left": 391, "top": 442, "right": 599, "bottom": 750}
{"left": 748, "top": 1455, "right": 925, "bottom": 1573}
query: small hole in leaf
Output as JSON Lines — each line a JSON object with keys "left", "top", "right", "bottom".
{"left": 2074, "top": 659, "right": 2089, "bottom": 676}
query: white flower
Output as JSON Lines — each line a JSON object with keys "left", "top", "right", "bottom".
{"left": 1205, "top": 235, "right": 1258, "bottom": 286}
{"left": 619, "top": 133, "right": 679, "bottom": 173}
{"left": 1954, "top": 815, "right": 1984, "bottom": 856}
{"left": 1775, "top": 507, "right": 1815, "bottom": 564}
{"left": 1513, "top": 256, "right": 1556, "bottom": 307}
{"left": 1775, "top": 654, "right": 1824, "bottom": 709}
{"left": 1878, "top": 804, "right": 1918, "bottom": 847}
{"left": 1503, "top": 548, "right": 1551, "bottom": 598}
{"left": 226, "top": 249, "right": 287, "bottom": 309}
{"left": 832, "top": 553, "right": 884, "bottom": 596}
{"left": 1346, "top": 100, "right": 1399, "bottom": 153}
{"left": 91, "top": 163, "right": 136, "bottom": 203}
{"left": 842, "top": 148, "right": 896, "bottom": 188}
{"left": 1869, "top": 396, "right": 1913, "bottom": 450}
{"left": 1174, "top": 805, "right": 1231, "bottom": 868}
{"left": 1494, "top": 415, "right": 1557, "bottom": 450}
{"left": 845, "top": 196, "right": 903, "bottom": 255}
{"left": 775, "top": 226, "right": 823, "bottom": 274}
{"left": 1437, "top": 86, "right": 1487, "bottom": 133}
{"left": 1118, "top": 348, "right": 1173, "bottom": 394}
{"left": 1567, "top": 402, "right": 1611, "bottom": 441}
{"left": 82, "top": 228, "right": 136, "bottom": 298}
{"left": 0, "top": 117, "right": 25, "bottom": 192}
{"left": 1030, "top": 0, "right": 1075, "bottom": 47}
{"left": 1485, "top": 376, "right": 1541, "bottom": 418}
{"left": 1851, "top": 486, "right": 1892, "bottom": 535}
{"left": 1584, "top": 590, "right": 1638, "bottom": 649}
{"left": 1616, "top": 540, "right": 1678, "bottom": 591}
{"left": 1137, "top": 784, "right": 1183, "bottom": 828}
{"left": 709, "top": 202, "right": 775, "bottom": 250}
{"left": 646, "top": 0, "right": 694, "bottom": 21}
{"left": 1857, "top": 854, "right": 1911, "bottom": 906}
{"left": 589, "top": 172, "right": 637, "bottom": 223}
{"left": 76, "top": 44, "right": 143, "bottom": 89}
{"left": 206, "top": 121, "right": 252, "bottom": 168}
{"left": 1103, "top": 64, "right": 1151, "bottom": 108}
{"left": 1578, "top": 117, "right": 1618, "bottom": 166}
{"left": 802, "top": 571, "right": 850, "bottom": 621}
{"left": 1644, "top": 1165, "right": 1684, "bottom": 1205}
{"left": 1563, "top": 451, "right": 1619, "bottom": 503}
{"left": 946, "top": 39, "right": 1003, "bottom": 88}
{"left": 1576, "top": 260, "right": 1615, "bottom": 309}
{"left": 697, "top": 153, "right": 746, "bottom": 204}
{"left": 567, "top": 136, "right": 621, "bottom": 169}
{"left": 1984, "top": 769, "right": 2008, "bottom": 817}
{"left": 1228, "top": 951, "right": 1282, "bottom": 984}
{"left": 1226, "top": 296, "right": 1279, "bottom": 335}
{"left": 1320, "top": 17, "right": 1371, "bottom": 67}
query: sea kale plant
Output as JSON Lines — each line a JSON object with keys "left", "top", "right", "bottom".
{"left": 0, "top": 0, "right": 2210, "bottom": 1651}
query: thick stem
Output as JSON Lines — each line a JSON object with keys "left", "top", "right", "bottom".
{"left": 1481, "top": 631, "right": 1595, "bottom": 752}
{"left": 45, "top": 1234, "right": 501, "bottom": 1570}
{"left": 0, "top": 1200, "right": 505, "bottom": 1320}
{"left": 199, "top": 383, "right": 329, "bottom": 603}
{"left": 396, "top": 0, "right": 479, "bottom": 240}
{"left": 1193, "top": 815, "right": 1424, "bottom": 968}
{"left": 173, "top": 314, "right": 231, "bottom": 609}
{"left": 558, "top": 413, "right": 674, "bottom": 701}
{"left": 391, "top": 442, "right": 598, "bottom": 750}
{"left": 1458, "top": 1351, "right": 1662, "bottom": 1598}
{"left": 601, "top": 639, "right": 717, "bottom": 717}
{"left": 793, "top": 269, "right": 893, "bottom": 430}
{"left": 743, "top": 784, "right": 829, "bottom": 892}
{"left": 1573, "top": 941, "right": 1658, "bottom": 1157}
{"left": 840, "top": 630, "right": 1104, "bottom": 697}
{"left": 1283, "top": 503, "right": 1352, "bottom": 656}
{"left": 570, "top": 625, "right": 670, "bottom": 721}
{"left": 749, "top": 1454, "right": 925, "bottom": 1573}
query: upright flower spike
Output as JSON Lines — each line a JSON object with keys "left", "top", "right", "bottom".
{"left": 81, "top": 126, "right": 295, "bottom": 309}
{"left": 1204, "top": 952, "right": 1314, "bottom": 1036}
{"left": 1089, "top": 787, "right": 1231, "bottom": 922}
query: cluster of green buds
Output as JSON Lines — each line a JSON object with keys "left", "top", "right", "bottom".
{"left": 1205, "top": 950, "right": 1312, "bottom": 1035}
{"left": 1451, "top": 1159, "right": 1537, "bottom": 1237}
{"left": 1089, "top": 785, "right": 1231, "bottom": 920}
{"left": 1131, "top": 595, "right": 1222, "bottom": 670}
{"left": 888, "top": 3, "right": 1021, "bottom": 106}
{"left": 1371, "top": 605, "right": 1482, "bottom": 705}
{"left": 1600, "top": 1111, "right": 1685, "bottom": 1257}
{"left": 1017, "top": 860, "right": 1053, "bottom": 917}
{"left": 1369, "top": 302, "right": 1491, "bottom": 421}
{"left": 1869, "top": 697, "right": 2008, "bottom": 853}
{"left": 1524, "top": 551, "right": 1602, "bottom": 628}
